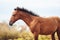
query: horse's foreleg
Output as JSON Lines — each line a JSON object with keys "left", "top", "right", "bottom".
{"left": 51, "top": 32, "right": 55, "bottom": 40}
{"left": 34, "top": 32, "right": 38, "bottom": 40}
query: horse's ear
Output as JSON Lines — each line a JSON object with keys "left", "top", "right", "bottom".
{"left": 14, "top": 8, "right": 16, "bottom": 10}
{"left": 14, "top": 7, "right": 20, "bottom": 10}
{"left": 17, "top": 7, "right": 20, "bottom": 9}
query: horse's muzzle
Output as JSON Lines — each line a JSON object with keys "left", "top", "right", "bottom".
{"left": 9, "top": 22, "right": 13, "bottom": 26}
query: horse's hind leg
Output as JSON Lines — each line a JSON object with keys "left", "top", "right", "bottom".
{"left": 57, "top": 30, "right": 60, "bottom": 40}
{"left": 51, "top": 32, "right": 55, "bottom": 40}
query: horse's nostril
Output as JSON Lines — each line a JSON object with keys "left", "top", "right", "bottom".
{"left": 9, "top": 22, "right": 13, "bottom": 26}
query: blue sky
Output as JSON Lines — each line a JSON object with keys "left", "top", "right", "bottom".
{"left": 0, "top": 0, "right": 60, "bottom": 25}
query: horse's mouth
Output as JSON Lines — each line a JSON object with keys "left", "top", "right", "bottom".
{"left": 9, "top": 22, "right": 13, "bottom": 26}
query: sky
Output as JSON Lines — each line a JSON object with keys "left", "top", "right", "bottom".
{"left": 0, "top": 0, "right": 60, "bottom": 25}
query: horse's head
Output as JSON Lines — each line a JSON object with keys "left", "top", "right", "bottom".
{"left": 9, "top": 7, "right": 22, "bottom": 26}
{"left": 9, "top": 7, "right": 39, "bottom": 26}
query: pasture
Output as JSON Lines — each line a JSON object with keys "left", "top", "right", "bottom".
{"left": 0, "top": 22, "right": 58, "bottom": 40}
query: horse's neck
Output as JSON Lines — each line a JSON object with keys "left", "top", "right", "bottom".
{"left": 21, "top": 13, "right": 33, "bottom": 26}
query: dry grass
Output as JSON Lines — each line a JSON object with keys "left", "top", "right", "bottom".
{"left": 0, "top": 22, "right": 58, "bottom": 40}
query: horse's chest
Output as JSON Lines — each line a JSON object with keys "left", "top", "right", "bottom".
{"left": 30, "top": 22, "right": 40, "bottom": 33}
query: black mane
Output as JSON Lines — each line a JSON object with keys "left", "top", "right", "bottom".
{"left": 14, "top": 7, "right": 39, "bottom": 16}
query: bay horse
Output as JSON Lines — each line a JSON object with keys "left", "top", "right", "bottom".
{"left": 9, "top": 7, "right": 60, "bottom": 40}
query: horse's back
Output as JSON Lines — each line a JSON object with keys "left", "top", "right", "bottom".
{"left": 38, "top": 17, "right": 59, "bottom": 35}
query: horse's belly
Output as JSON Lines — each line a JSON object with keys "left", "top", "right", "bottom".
{"left": 40, "top": 30, "right": 55, "bottom": 35}
{"left": 40, "top": 21, "right": 58, "bottom": 35}
{"left": 40, "top": 26, "right": 57, "bottom": 35}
